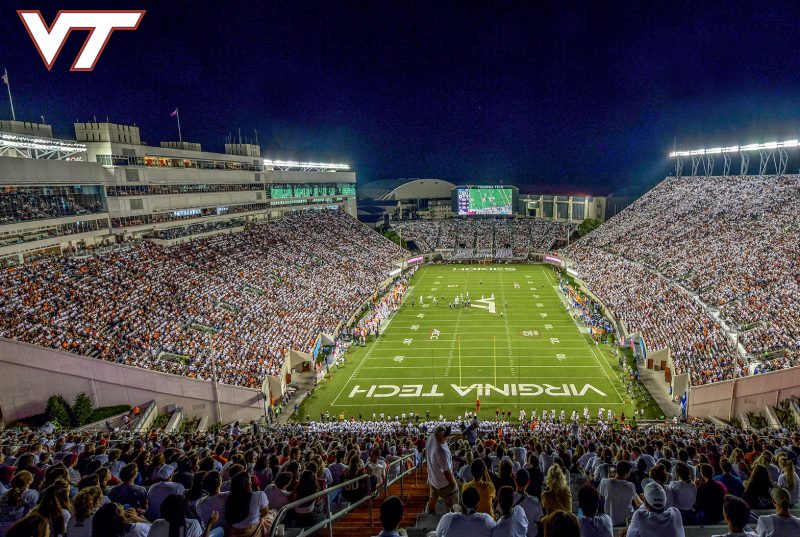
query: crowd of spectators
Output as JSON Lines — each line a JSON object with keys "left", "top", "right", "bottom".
{"left": 1, "top": 419, "right": 799, "bottom": 537}
{"left": 142, "top": 220, "right": 246, "bottom": 241}
{"left": 393, "top": 218, "right": 573, "bottom": 259}
{"left": 0, "top": 188, "right": 105, "bottom": 225}
{"left": 0, "top": 210, "right": 403, "bottom": 388}
{"left": 565, "top": 174, "right": 800, "bottom": 385}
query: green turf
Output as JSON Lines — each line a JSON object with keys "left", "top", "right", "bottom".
{"left": 297, "top": 264, "right": 660, "bottom": 422}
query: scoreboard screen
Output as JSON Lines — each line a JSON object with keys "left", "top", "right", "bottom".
{"left": 455, "top": 187, "right": 514, "bottom": 215}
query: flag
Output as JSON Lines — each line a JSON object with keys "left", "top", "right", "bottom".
{"left": 170, "top": 108, "right": 178, "bottom": 117}
{"left": 1, "top": 72, "right": 7, "bottom": 85}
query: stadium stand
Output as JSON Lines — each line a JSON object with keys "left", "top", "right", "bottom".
{"left": 0, "top": 210, "right": 403, "bottom": 388}
{"left": 564, "top": 174, "right": 800, "bottom": 386}
{"left": 0, "top": 187, "right": 105, "bottom": 225}
{"left": 392, "top": 218, "right": 574, "bottom": 259}
{"left": 1, "top": 418, "right": 799, "bottom": 537}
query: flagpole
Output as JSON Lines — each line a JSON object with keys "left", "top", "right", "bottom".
{"left": 4, "top": 69, "right": 15, "bottom": 121}
{"left": 175, "top": 108, "right": 182, "bottom": 143}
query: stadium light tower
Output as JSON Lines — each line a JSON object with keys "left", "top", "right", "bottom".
{"left": 669, "top": 139, "right": 799, "bottom": 178}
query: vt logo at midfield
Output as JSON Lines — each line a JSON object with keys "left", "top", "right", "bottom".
{"left": 471, "top": 297, "right": 496, "bottom": 314}
{"left": 18, "top": 10, "right": 146, "bottom": 71}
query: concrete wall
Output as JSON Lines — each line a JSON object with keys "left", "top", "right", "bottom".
{"left": 688, "top": 366, "right": 800, "bottom": 421}
{"left": 0, "top": 155, "right": 111, "bottom": 185}
{"left": 0, "top": 338, "right": 265, "bottom": 424}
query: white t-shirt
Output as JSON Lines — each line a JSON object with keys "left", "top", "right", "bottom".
{"left": 196, "top": 493, "right": 228, "bottom": 528}
{"left": 145, "top": 482, "right": 186, "bottom": 521}
{"left": 436, "top": 511, "right": 495, "bottom": 537}
{"left": 626, "top": 507, "right": 685, "bottom": 537}
{"left": 126, "top": 522, "right": 152, "bottom": 537}
{"left": 756, "top": 513, "right": 800, "bottom": 537}
{"left": 230, "top": 491, "right": 269, "bottom": 529}
{"left": 264, "top": 485, "right": 291, "bottom": 510}
{"left": 66, "top": 513, "right": 95, "bottom": 537}
{"left": 426, "top": 436, "right": 453, "bottom": 490}
{"left": 777, "top": 473, "right": 800, "bottom": 505}
{"left": 598, "top": 478, "right": 637, "bottom": 526}
{"left": 668, "top": 480, "right": 697, "bottom": 510}
{"left": 490, "top": 506, "right": 528, "bottom": 537}
{"left": 511, "top": 493, "right": 542, "bottom": 537}
{"left": 578, "top": 514, "right": 614, "bottom": 537}
{"left": 147, "top": 518, "right": 202, "bottom": 537}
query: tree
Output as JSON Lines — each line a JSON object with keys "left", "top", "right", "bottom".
{"left": 382, "top": 229, "right": 408, "bottom": 249}
{"left": 72, "top": 393, "right": 94, "bottom": 426}
{"left": 44, "top": 394, "right": 72, "bottom": 427}
{"left": 577, "top": 218, "right": 602, "bottom": 237}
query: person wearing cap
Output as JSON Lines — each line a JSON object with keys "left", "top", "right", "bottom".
{"left": 598, "top": 460, "right": 640, "bottom": 526}
{"left": 713, "top": 496, "right": 757, "bottom": 537}
{"left": 755, "top": 486, "right": 800, "bottom": 537}
{"left": 512, "top": 468, "right": 543, "bottom": 537}
{"left": 426, "top": 425, "right": 457, "bottom": 514}
{"left": 622, "top": 482, "right": 684, "bottom": 537}
{"left": 145, "top": 462, "right": 185, "bottom": 521}
{"left": 433, "top": 485, "right": 495, "bottom": 537}
{"left": 63, "top": 453, "right": 81, "bottom": 485}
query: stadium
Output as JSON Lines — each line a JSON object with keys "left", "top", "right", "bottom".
{"left": 1, "top": 3, "right": 800, "bottom": 537}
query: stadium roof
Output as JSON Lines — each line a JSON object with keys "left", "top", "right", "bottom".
{"left": 357, "top": 178, "right": 457, "bottom": 201}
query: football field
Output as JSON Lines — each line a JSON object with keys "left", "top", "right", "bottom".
{"left": 298, "top": 263, "right": 647, "bottom": 422}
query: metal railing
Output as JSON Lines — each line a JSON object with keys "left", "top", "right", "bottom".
{"left": 267, "top": 453, "right": 423, "bottom": 537}
{"left": 382, "top": 452, "right": 420, "bottom": 499}
{"left": 268, "top": 472, "right": 375, "bottom": 537}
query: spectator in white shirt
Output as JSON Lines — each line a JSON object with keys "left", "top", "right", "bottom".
{"left": 367, "top": 450, "right": 388, "bottom": 488}
{"left": 756, "top": 486, "right": 800, "bottom": 537}
{"left": 66, "top": 486, "right": 103, "bottom": 537}
{"left": 145, "top": 464, "right": 185, "bottom": 522}
{"left": 434, "top": 486, "right": 495, "bottom": 537}
{"left": 492, "top": 486, "right": 528, "bottom": 537}
{"left": 598, "top": 461, "right": 640, "bottom": 526}
{"left": 669, "top": 462, "right": 698, "bottom": 524}
{"left": 577, "top": 484, "right": 612, "bottom": 537}
{"left": 426, "top": 425, "right": 457, "bottom": 514}
{"left": 776, "top": 458, "right": 799, "bottom": 505}
{"left": 147, "top": 494, "right": 204, "bottom": 537}
{"left": 264, "top": 472, "right": 293, "bottom": 512}
{"left": 623, "top": 482, "right": 684, "bottom": 537}
{"left": 512, "top": 469, "right": 543, "bottom": 537}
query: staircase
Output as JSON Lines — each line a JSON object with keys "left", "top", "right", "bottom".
{"left": 332, "top": 466, "right": 428, "bottom": 537}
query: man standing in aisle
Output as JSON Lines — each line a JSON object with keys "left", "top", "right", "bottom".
{"left": 426, "top": 424, "right": 457, "bottom": 514}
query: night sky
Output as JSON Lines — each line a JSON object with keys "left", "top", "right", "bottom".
{"left": 3, "top": 1, "right": 800, "bottom": 196}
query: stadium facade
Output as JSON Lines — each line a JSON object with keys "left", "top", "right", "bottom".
{"left": 357, "top": 177, "right": 606, "bottom": 224}
{"left": 0, "top": 119, "right": 356, "bottom": 266}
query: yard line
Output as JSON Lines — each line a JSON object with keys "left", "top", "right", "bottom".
{"left": 331, "top": 401, "right": 627, "bottom": 408}
{"left": 543, "top": 267, "right": 626, "bottom": 405}
{"left": 348, "top": 375, "right": 612, "bottom": 380}
{"left": 358, "top": 364, "right": 603, "bottom": 369}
